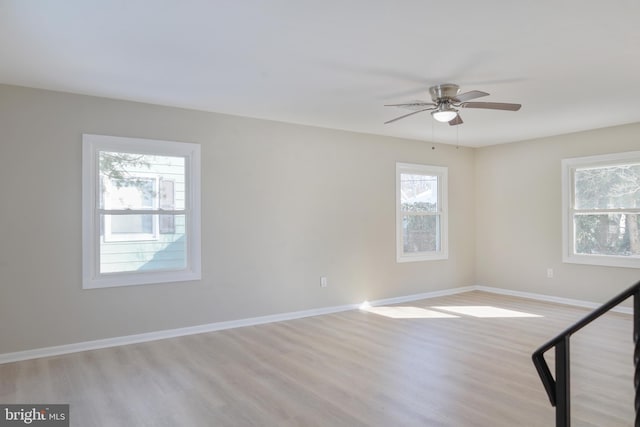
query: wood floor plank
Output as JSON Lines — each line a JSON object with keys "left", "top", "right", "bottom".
{"left": 0, "top": 291, "right": 634, "bottom": 426}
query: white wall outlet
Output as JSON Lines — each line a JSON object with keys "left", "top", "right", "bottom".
{"left": 546, "top": 268, "right": 554, "bottom": 279}
{"left": 320, "top": 276, "right": 328, "bottom": 288}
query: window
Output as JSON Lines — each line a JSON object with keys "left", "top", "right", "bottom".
{"left": 396, "top": 163, "right": 448, "bottom": 262}
{"left": 83, "top": 134, "right": 201, "bottom": 288}
{"left": 562, "top": 151, "right": 640, "bottom": 268}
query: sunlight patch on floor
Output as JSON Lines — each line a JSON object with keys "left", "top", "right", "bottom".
{"left": 360, "top": 305, "right": 459, "bottom": 319}
{"left": 358, "top": 300, "right": 543, "bottom": 319}
{"left": 431, "top": 305, "right": 542, "bottom": 318}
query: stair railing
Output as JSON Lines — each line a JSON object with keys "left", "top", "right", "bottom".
{"left": 532, "top": 280, "right": 640, "bottom": 427}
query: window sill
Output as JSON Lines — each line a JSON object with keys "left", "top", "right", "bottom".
{"left": 397, "top": 252, "right": 449, "bottom": 263}
{"left": 83, "top": 269, "right": 201, "bottom": 289}
{"left": 563, "top": 254, "right": 640, "bottom": 269}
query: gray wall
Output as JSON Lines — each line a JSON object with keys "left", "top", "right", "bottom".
{"left": 475, "top": 123, "right": 640, "bottom": 303}
{"left": 0, "top": 85, "right": 476, "bottom": 354}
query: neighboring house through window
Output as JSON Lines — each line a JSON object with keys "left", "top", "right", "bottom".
{"left": 396, "top": 162, "right": 448, "bottom": 262}
{"left": 562, "top": 151, "right": 640, "bottom": 268}
{"left": 102, "top": 176, "right": 158, "bottom": 242}
{"left": 83, "top": 134, "right": 201, "bottom": 288}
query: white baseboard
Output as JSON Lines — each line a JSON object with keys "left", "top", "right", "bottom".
{"left": 364, "top": 285, "right": 475, "bottom": 307}
{"left": 475, "top": 285, "right": 633, "bottom": 315}
{"left": 0, "top": 302, "right": 357, "bottom": 365}
{"left": 0, "top": 284, "right": 629, "bottom": 364}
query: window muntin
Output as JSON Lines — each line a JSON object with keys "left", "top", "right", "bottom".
{"left": 396, "top": 163, "right": 448, "bottom": 262}
{"left": 563, "top": 152, "right": 640, "bottom": 268}
{"left": 83, "top": 134, "right": 201, "bottom": 288}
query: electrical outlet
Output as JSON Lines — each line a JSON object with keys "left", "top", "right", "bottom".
{"left": 547, "top": 268, "right": 554, "bottom": 279}
{"left": 320, "top": 276, "right": 328, "bottom": 288}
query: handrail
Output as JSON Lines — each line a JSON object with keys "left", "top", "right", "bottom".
{"left": 531, "top": 279, "right": 640, "bottom": 427}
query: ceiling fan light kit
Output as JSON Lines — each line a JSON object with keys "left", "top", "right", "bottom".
{"left": 384, "top": 83, "right": 521, "bottom": 126}
{"left": 431, "top": 108, "right": 458, "bottom": 123}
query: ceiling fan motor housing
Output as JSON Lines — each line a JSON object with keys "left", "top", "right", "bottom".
{"left": 429, "top": 83, "right": 460, "bottom": 102}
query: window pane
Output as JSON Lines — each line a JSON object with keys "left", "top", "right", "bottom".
{"left": 100, "top": 214, "right": 187, "bottom": 273}
{"left": 401, "top": 174, "right": 438, "bottom": 212}
{"left": 159, "top": 179, "right": 176, "bottom": 234}
{"left": 575, "top": 164, "right": 640, "bottom": 209}
{"left": 99, "top": 151, "right": 186, "bottom": 210}
{"left": 574, "top": 213, "right": 640, "bottom": 256}
{"left": 111, "top": 214, "right": 154, "bottom": 235}
{"left": 402, "top": 215, "right": 439, "bottom": 253}
{"left": 101, "top": 177, "right": 155, "bottom": 210}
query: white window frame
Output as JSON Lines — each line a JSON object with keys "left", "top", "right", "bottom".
{"left": 82, "top": 134, "right": 201, "bottom": 288}
{"left": 562, "top": 151, "right": 640, "bottom": 268}
{"left": 396, "top": 162, "right": 448, "bottom": 262}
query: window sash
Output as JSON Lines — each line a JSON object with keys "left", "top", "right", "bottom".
{"left": 401, "top": 213, "right": 442, "bottom": 254}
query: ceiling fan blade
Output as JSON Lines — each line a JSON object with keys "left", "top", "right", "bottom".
{"left": 384, "top": 107, "right": 434, "bottom": 124}
{"left": 448, "top": 115, "right": 463, "bottom": 126}
{"left": 452, "top": 90, "right": 489, "bottom": 103}
{"left": 384, "top": 101, "right": 436, "bottom": 111}
{"left": 462, "top": 102, "right": 521, "bottom": 111}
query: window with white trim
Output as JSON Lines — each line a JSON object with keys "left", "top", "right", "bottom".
{"left": 562, "top": 151, "right": 640, "bottom": 268}
{"left": 396, "top": 163, "right": 448, "bottom": 262}
{"left": 83, "top": 134, "right": 201, "bottom": 288}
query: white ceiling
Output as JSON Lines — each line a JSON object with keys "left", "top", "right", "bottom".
{"left": 1, "top": 1, "right": 639, "bottom": 147}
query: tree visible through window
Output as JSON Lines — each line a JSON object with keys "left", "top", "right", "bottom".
{"left": 401, "top": 174, "right": 439, "bottom": 253}
{"left": 563, "top": 152, "right": 640, "bottom": 268}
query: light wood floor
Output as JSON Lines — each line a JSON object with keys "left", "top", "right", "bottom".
{"left": 0, "top": 291, "right": 634, "bottom": 426}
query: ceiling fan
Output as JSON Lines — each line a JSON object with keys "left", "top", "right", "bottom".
{"left": 384, "top": 83, "right": 521, "bottom": 126}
